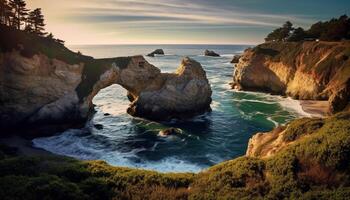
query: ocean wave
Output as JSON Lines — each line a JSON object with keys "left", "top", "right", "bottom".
{"left": 278, "top": 97, "right": 312, "bottom": 117}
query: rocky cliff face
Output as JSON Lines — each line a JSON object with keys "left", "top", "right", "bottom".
{"left": 0, "top": 51, "right": 211, "bottom": 133}
{"left": 233, "top": 41, "right": 350, "bottom": 113}
{"left": 127, "top": 57, "right": 212, "bottom": 120}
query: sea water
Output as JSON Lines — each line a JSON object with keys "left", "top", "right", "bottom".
{"left": 33, "top": 45, "right": 310, "bottom": 173}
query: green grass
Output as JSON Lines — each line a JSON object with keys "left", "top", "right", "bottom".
{"left": 283, "top": 118, "right": 324, "bottom": 142}
{"left": 0, "top": 112, "right": 349, "bottom": 199}
{"left": 190, "top": 111, "right": 350, "bottom": 200}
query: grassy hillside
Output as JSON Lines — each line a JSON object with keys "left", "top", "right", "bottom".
{"left": 0, "top": 112, "right": 349, "bottom": 199}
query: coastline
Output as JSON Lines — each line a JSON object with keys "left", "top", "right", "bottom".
{"left": 299, "top": 100, "right": 329, "bottom": 118}
{"left": 0, "top": 136, "right": 53, "bottom": 157}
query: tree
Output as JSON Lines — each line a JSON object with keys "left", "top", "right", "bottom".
{"left": 288, "top": 27, "right": 307, "bottom": 42}
{"left": 27, "top": 8, "right": 46, "bottom": 36}
{"left": 265, "top": 21, "right": 294, "bottom": 42}
{"left": 0, "top": 0, "right": 12, "bottom": 26}
{"left": 8, "top": 0, "right": 28, "bottom": 29}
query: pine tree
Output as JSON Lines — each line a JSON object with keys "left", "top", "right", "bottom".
{"left": 8, "top": 0, "right": 28, "bottom": 29}
{"left": 0, "top": 0, "right": 12, "bottom": 26}
{"left": 27, "top": 8, "right": 46, "bottom": 36}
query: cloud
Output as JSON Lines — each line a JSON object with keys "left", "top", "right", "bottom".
{"left": 63, "top": 0, "right": 313, "bottom": 27}
{"left": 27, "top": 0, "right": 346, "bottom": 44}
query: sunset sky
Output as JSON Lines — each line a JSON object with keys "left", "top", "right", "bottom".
{"left": 27, "top": 0, "right": 350, "bottom": 45}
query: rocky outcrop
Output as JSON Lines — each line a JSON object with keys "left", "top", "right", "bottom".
{"left": 0, "top": 51, "right": 211, "bottom": 132}
{"left": 246, "top": 126, "right": 288, "bottom": 158}
{"left": 0, "top": 51, "right": 84, "bottom": 130}
{"left": 204, "top": 50, "right": 220, "bottom": 57}
{"left": 147, "top": 49, "right": 164, "bottom": 57}
{"left": 233, "top": 41, "right": 350, "bottom": 113}
{"left": 126, "top": 57, "right": 212, "bottom": 120}
{"left": 230, "top": 55, "right": 241, "bottom": 63}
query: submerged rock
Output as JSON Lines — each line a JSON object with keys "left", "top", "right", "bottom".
{"left": 230, "top": 55, "right": 241, "bottom": 63}
{"left": 147, "top": 49, "right": 164, "bottom": 57}
{"left": 204, "top": 50, "right": 220, "bottom": 57}
{"left": 159, "top": 127, "right": 182, "bottom": 137}
{"left": 94, "top": 124, "right": 103, "bottom": 130}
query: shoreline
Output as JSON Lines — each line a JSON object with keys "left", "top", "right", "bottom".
{"left": 299, "top": 100, "right": 329, "bottom": 118}
{"left": 0, "top": 136, "right": 53, "bottom": 157}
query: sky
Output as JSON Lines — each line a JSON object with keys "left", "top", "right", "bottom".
{"left": 26, "top": 0, "right": 350, "bottom": 45}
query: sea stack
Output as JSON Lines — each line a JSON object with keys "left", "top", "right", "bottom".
{"left": 204, "top": 50, "right": 220, "bottom": 57}
{"left": 126, "top": 57, "right": 212, "bottom": 120}
{"left": 147, "top": 49, "right": 165, "bottom": 57}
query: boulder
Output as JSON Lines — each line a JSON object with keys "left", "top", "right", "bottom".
{"left": 204, "top": 50, "right": 220, "bottom": 57}
{"left": 147, "top": 49, "right": 164, "bottom": 57}
{"left": 230, "top": 55, "right": 241, "bottom": 63}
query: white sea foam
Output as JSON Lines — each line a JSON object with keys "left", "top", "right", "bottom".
{"left": 267, "top": 116, "right": 279, "bottom": 127}
{"left": 278, "top": 97, "right": 312, "bottom": 117}
{"left": 33, "top": 129, "right": 204, "bottom": 173}
{"left": 232, "top": 99, "right": 276, "bottom": 105}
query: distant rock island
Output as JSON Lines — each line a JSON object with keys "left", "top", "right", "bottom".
{"left": 230, "top": 55, "right": 241, "bottom": 63}
{"left": 147, "top": 49, "right": 164, "bottom": 57}
{"left": 204, "top": 49, "right": 220, "bottom": 57}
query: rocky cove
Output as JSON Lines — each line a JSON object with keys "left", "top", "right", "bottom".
{"left": 232, "top": 41, "right": 350, "bottom": 114}
{"left": 0, "top": 25, "right": 350, "bottom": 199}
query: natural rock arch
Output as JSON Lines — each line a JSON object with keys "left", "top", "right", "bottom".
{"left": 80, "top": 56, "right": 212, "bottom": 121}
{"left": 0, "top": 52, "right": 212, "bottom": 132}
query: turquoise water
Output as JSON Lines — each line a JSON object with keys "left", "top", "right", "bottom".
{"left": 33, "top": 45, "right": 309, "bottom": 172}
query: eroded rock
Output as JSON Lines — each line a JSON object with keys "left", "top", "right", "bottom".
{"left": 233, "top": 41, "right": 350, "bottom": 113}
{"left": 147, "top": 49, "right": 164, "bottom": 57}
{"left": 230, "top": 55, "right": 241, "bottom": 63}
{"left": 0, "top": 52, "right": 212, "bottom": 132}
{"left": 204, "top": 50, "right": 220, "bottom": 57}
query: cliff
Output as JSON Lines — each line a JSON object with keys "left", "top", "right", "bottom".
{"left": 0, "top": 112, "right": 349, "bottom": 199}
{"left": 233, "top": 41, "right": 350, "bottom": 113}
{"left": 0, "top": 26, "right": 212, "bottom": 134}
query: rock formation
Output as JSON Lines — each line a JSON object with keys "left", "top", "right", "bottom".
{"left": 0, "top": 50, "right": 212, "bottom": 132}
{"left": 147, "top": 49, "right": 164, "bottom": 57}
{"left": 125, "top": 57, "right": 212, "bottom": 121}
{"left": 233, "top": 41, "right": 350, "bottom": 113}
{"left": 204, "top": 50, "right": 220, "bottom": 57}
{"left": 230, "top": 55, "right": 241, "bottom": 63}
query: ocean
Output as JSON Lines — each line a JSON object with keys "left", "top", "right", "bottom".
{"left": 32, "top": 44, "right": 311, "bottom": 173}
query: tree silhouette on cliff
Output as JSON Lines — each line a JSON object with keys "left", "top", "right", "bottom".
{"left": 0, "top": 0, "right": 49, "bottom": 37}
{"left": 265, "top": 15, "right": 350, "bottom": 42}
{"left": 27, "top": 8, "right": 45, "bottom": 36}
{"left": 8, "top": 0, "right": 28, "bottom": 29}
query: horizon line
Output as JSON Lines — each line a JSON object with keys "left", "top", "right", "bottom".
{"left": 67, "top": 42, "right": 259, "bottom": 46}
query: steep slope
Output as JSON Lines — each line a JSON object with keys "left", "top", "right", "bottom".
{"left": 0, "top": 26, "right": 212, "bottom": 134}
{"left": 233, "top": 41, "right": 350, "bottom": 113}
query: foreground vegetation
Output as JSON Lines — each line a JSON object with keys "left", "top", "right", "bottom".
{"left": 0, "top": 112, "right": 349, "bottom": 199}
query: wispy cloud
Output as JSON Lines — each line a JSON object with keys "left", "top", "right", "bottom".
{"left": 65, "top": 0, "right": 313, "bottom": 27}
{"left": 26, "top": 0, "right": 349, "bottom": 44}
